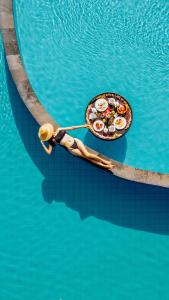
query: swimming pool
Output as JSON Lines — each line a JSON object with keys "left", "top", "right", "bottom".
{"left": 13, "top": 0, "right": 169, "bottom": 173}
{"left": 1, "top": 1, "right": 169, "bottom": 300}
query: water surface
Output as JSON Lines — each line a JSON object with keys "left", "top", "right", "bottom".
{"left": 14, "top": 0, "right": 169, "bottom": 173}
{"left": 0, "top": 2, "right": 169, "bottom": 300}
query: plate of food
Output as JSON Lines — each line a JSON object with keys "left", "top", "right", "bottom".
{"left": 95, "top": 98, "right": 108, "bottom": 112}
{"left": 117, "top": 104, "right": 127, "bottom": 115}
{"left": 93, "top": 120, "right": 105, "bottom": 132}
{"left": 114, "top": 117, "right": 127, "bottom": 130}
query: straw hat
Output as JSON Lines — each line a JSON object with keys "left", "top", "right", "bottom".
{"left": 38, "top": 123, "right": 54, "bottom": 141}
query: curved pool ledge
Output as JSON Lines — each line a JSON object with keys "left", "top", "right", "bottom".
{"left": 0, "top": 0, "right": 169, "bottom": 188}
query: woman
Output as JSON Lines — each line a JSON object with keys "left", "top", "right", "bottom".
{"left": 38, "top": 123, "right": 114, "bottom": 170}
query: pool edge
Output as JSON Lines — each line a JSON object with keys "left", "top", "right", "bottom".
{"left": 0, "top": 0, "right": 169, "bottom": 188}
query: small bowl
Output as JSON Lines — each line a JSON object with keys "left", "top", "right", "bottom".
{"left": 108, "top": 125, "right": 116, "bottom": 133}
{"left": 117, "top": 104, "right": 127, "bottom": 115}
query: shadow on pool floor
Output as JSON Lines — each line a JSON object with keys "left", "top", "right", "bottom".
{"left": 6, "top": 61, "right": 169, "bottom": 236}
{"left": 84, "top": 131, "right": 127, "bottom": 163}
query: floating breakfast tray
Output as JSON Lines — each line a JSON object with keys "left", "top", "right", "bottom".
{"left": 85, "top": 92, "right": 132, "bottom": 141}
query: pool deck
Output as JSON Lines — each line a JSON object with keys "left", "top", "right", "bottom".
{"left": 0, "top": 0, "right": 169, "bottom": 188}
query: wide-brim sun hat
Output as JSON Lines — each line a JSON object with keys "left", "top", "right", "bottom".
{"left": 38, "top": 123, "right": 54, "bottom": 141}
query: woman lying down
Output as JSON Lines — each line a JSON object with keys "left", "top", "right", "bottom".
{"left": 38, "top": 123, "right": 114, "bottom": 170}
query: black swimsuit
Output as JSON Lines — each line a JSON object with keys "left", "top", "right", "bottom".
{"left": 48, "top": 130, "right": 78, "bottom": 150}
{"left": 70, "top": 140, "right": 78, "bottom": 149}
{"left": 48, "top": 130, "right": 66, "bottom": 146}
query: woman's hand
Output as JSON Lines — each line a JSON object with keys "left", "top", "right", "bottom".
{"left": 40, "top": 140, "right": 53, "bottom": 155}
{"left": 86, "top": 124, "right": 91, "bottom": 129}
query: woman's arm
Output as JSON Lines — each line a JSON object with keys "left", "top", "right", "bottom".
{"left": 40, "top": 141, "right": 53, "bottom": 155}
{"left": 58, "top": 124, "right": 89, "bottom": 131}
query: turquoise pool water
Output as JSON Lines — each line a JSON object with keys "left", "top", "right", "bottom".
{"left": 13, "top": 0, "right": 169, "bottom": 173}
{"left": 1, "top": 3, "right": 169, "bottom": 300}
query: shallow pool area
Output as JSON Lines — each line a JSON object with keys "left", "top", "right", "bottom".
{"left": 13, "top": 0, "right": 169, "bottom": 173}
{"left": 1, "top": 1, "right": 169, "bottom": 300}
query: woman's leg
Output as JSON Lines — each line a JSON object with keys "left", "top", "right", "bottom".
{"left": 68, "top": 148, "right": 113, "bottom": 170}
{"left": 89, "top": 160, "right": 114, "bottom": 170}
{"left": 75, "top": 138, "right": 113, "bottom": 166}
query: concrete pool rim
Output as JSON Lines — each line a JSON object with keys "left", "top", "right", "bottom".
{"left": 0, "top": 0, "right": 169, "bottom": 188}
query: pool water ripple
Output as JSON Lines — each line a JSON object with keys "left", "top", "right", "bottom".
{"left": 13, "top": 0, "right": 169, "bottom": 173}
{"left": 1, "top": 4, "right": 169, "bottom": 300}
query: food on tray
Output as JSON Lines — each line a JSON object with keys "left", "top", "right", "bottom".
{"left": 86, "top": 93, "right": 131, "bottom": 140}
{"left": 105, "top": 108, "right": 112, "bottom": 118}
{"left": 110, "top": 110, "right": 115, "bottom": 116}
{"left": 117, "top": 104, "right": 127, "bottom": 115}
{"left": 114, "top": 100, "right": 120, "bottom": 107}
{"left": 108, "top": 97, "right": 116, "bottom": 106}
{"left": 108, "top": 125, "right": 116, "bottom": 133}
{"left": 103, "top": 127, "right": 108, "bottom": 134}
{"left": 114, "top": 117, "right": 127, "bottom": 130}
{"left": 108, "top": 98, "right": 119, "bottom": 108}
{"left": 93, "top": 120, "right": 104, "bottom": 132}
{"left": 95, "top": 98, "right": 108, "bottom": 112}
{"left": 91, "top": 107, "right": 97, "bottom": 113}
{"left": 89, "top": 112, "right": 97, "bottom": 120}
{"left": 108, "top": 117, "right": 114, "bottom": 126}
